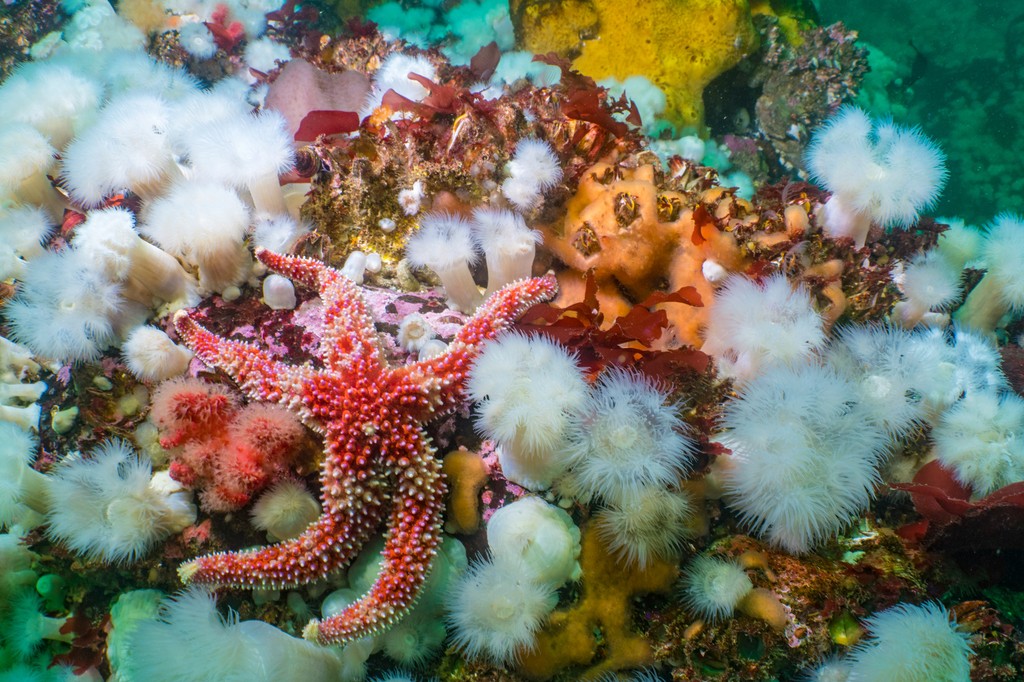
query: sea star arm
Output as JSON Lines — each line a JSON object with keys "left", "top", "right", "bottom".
{"left": 395, "top": 273, "right": 558, "bottom": 416}
{"left": 173, "top": 310, "right": 318, "bottom": 416}
{"left": 303, "top": 427, "right": 446, "bottom": 645}
{"left": 256, "top": 248, "right": 383, "bottom": 370}
{"left": 178, "top": 506, "right": 382, "bottom": 589}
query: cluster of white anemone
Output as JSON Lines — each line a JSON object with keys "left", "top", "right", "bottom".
{"left": 0, "top": 335, "right": 47, "bottom": 431}
{"left": 468, "top": 332, "right": 697, "bottom": 567}
{"left": 403, "top": 138, "right": 559, "bottom": 313}
{"left": 447, "top": 496, "right": 578, "bottom": 665}
{"left": 405, "top": 205, "right": 543, "bottom": 313}
{"left": 802, "top": 602, "right": 971, "bottom": 682}
{"left": 0, "top": 17, "right": 309, "bottom": 367}
{"left": 714, "top": 311, "right": 1015, "bottom": 553}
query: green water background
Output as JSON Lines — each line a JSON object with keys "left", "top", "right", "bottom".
{"left": 814, "top": 0, "right": 1024, "bottom": 226}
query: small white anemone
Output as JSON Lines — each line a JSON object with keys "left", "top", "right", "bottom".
{"left": 702, "top": 274, "right": 826, "bottom": 382}
{"left": 894, "top": 250, "right": 962, "bottom": 328}
{"left": 122, "top": 325, "right": 193, "bottom": 382}
{"left": 467, "top": 332, "right": 587, "bottom": 489}
{"left": 446, "top": 554, "right": 557, "bottom": 665}
{"left": 252, "top": 215, "right": 311, "bottom": 254}
{"left": 501, "top": 137, "right": 561, "bottom": 211}
{"left": 360, "top": 52, "right": 438, "bottom": 120}
{"left": 178, "top": 21, "right": 218, "bottom": 59}
{"left": 262, "top": 274, "right": 297, "bottom": 311}
{"left": 679, "top": 555, "right": 753, "bottom": 622}
{"left": 45, "top": 439, "right": 196, "bottom": 564}
{"left": 397, "top": 313, "right": 436, "bottom": 353}
{"left": 595, "top": 486, "right": 694, "bottom": 568}
{"left": 804, "top": 656, "right": 853, "bottom": 682}
{"left": 250, "top": 479, "right": 321, "bottom": 542}
{"left": 511, "top": 140, "right": 557, "bottom": 179}
{"left": 847, "top": 602, "right": 971, "bottom": 682}
{"left": 405, "top": 212, "right": 482, "bottom": 313}
{"left": 565, "top": 367, "right": 695, "bottom": 505}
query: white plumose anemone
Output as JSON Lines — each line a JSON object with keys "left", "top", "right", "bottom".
{"left": 470, "top": 207, "right": 541, "bottom": 294}
{"left": 61, "top": 92, "right": 185, "bottom": 206}
{"left": 71, "top": 207, "right": 193, "bottom": 307}
{"left": 122, "top": 325, "right": 194, "bottom": 382}
{"left": 360, "top": 52, "right": 438, "bottom": 120}
{"left": 847, "top": 602, "right": 971, "bottom": 682}
{"left": 467, "top": 332, "right": 588, "bottom": 489}
{"left": 702, "top": 274, "right": 826, "bottom": 382}
{"left": 932, "top": 390, "right": 1024, "bottom": 496}
{"left": 4, "top": 248, "right": 123, "bottom": 362}
{"left": 405, "top": 212, "right": 482, "bottom": 313}
{"left": 721, "top": 363, "right": 886, "bottom": 553}
{"left": 45, "top": 439, "right": 196, "bottom": 564}
{"left": 501, "top": 137, "right": 562, "bottom": 211}
{"left": 446, "top": 555, "right": 557, "bottom": 664}
{"left": 825, "top": 325, "right": 948, "bottom": 441}
{"left": 954, "top": 213, "right": 1024, "bottom": 331}
{"left": 0, "top": 423, "right": 49, "bottom": 530}
{"left": 486, "top": 496, "right": 581, "bottom": 587}
{"left": 894, "top": 250, "right": 962, "bottom": 327}
{"left": 679, "top": 555, "right": 753, "bottom": 622}
{"left": 141, "top": 180, "right": 251, "bottom": 293}
{"left": 182, "top": 109, "right": 296, "bottom": 216}
{"left": 250, "top": 479, "right": 322, "bottom": 542}
{"left": 565, "top": 367, "right": 694, "bottom": 504}
{"left": 121, "top": 588, "right": 349, "bottom": 681}
{"left": 595, "top": 486, "right": 694, "bottom": 568}
{"left": 806, "top": 106, "right": 947, "bottom": 247}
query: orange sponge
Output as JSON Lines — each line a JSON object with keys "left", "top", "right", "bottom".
{"left": 517, "top": 523, "right": 677, "bottom": 680}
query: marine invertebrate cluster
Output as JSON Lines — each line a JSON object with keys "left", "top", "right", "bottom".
{"left": 173, "top": 248, "right": 557, "bottom": 645}
{"left": 149, "top": 376, "right": 307, "bottom": 511}
{"left": 5, "top": 0, "right": 1024, "bottom": 679}
{"left": 719, "top": 363, "right": 886, "bottom": 553}
{"left": 806, "top": 106, "right": 947, "bottom": 247}
{"left": 45, "top": 439, "right": 196, "bottom": 564}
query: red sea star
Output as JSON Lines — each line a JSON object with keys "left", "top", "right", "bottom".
{"left": 172, "top": 247, "right": 557, "bottom": 645}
